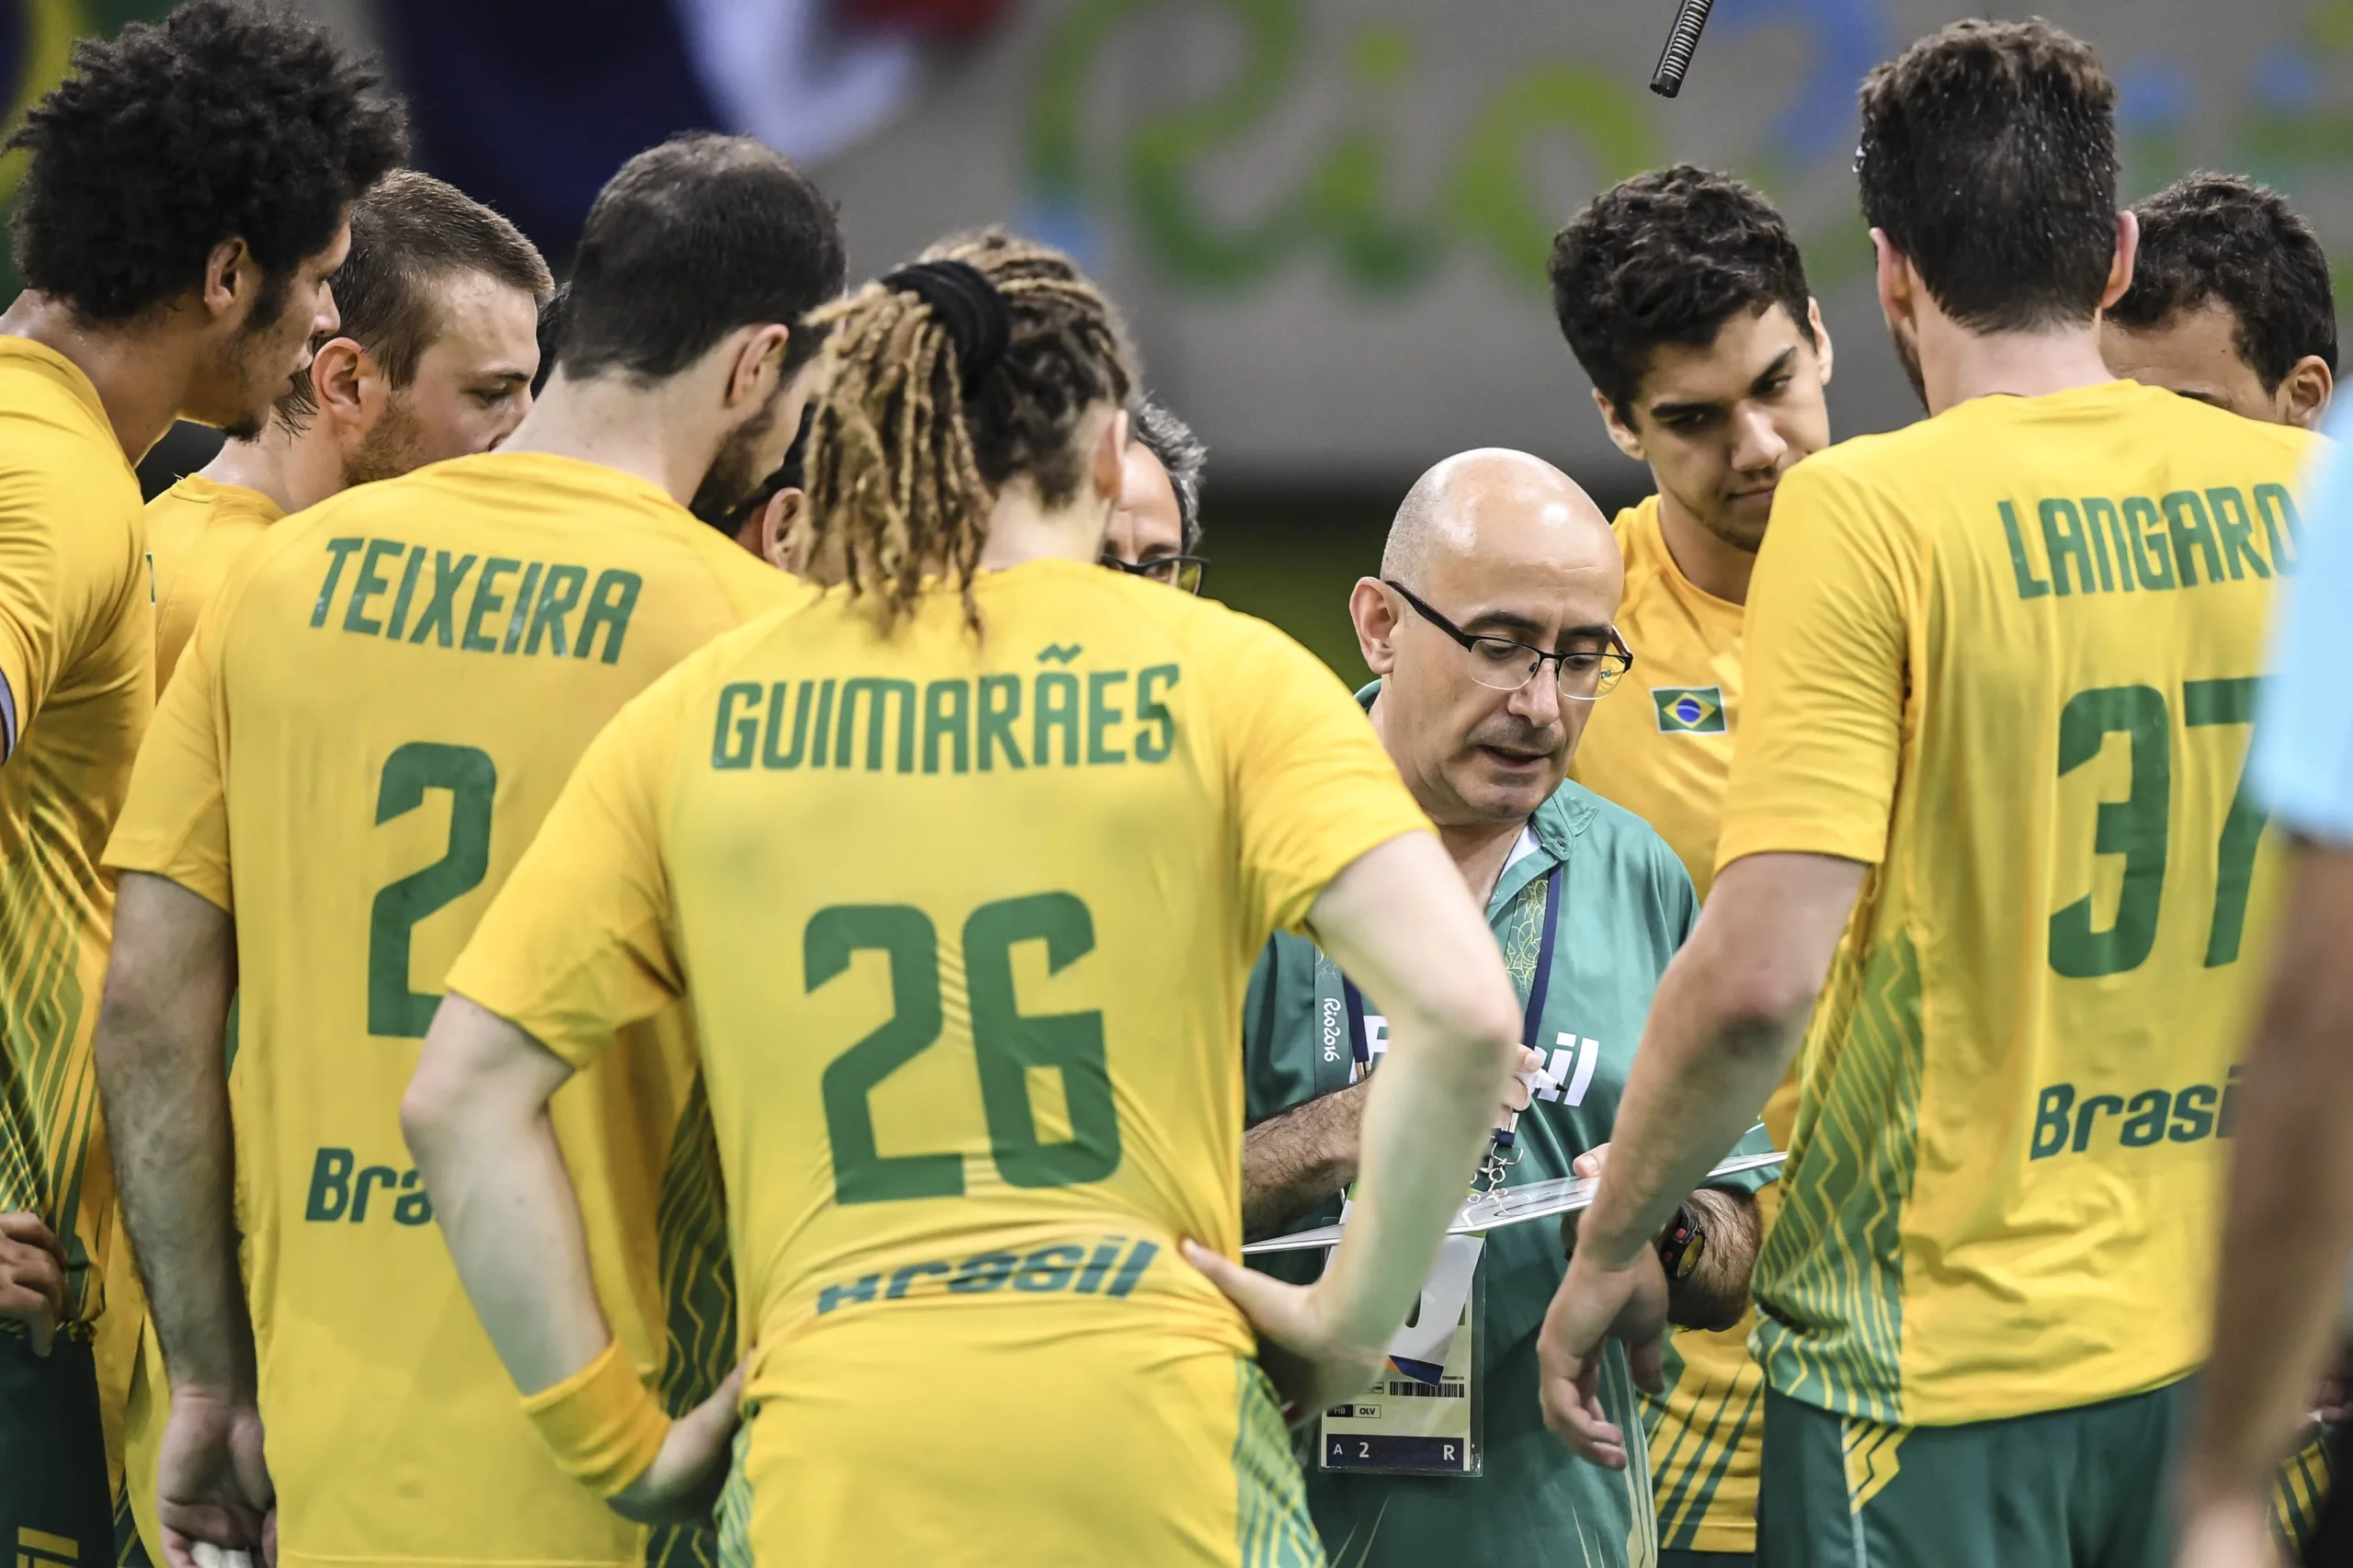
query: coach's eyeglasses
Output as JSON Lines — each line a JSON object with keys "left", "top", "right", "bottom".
{"left": 1383, "top": 580, "right": 1633, "bottom": 700}
{"left": 1101, "top": 552, "right": 1211, "bottom": 596}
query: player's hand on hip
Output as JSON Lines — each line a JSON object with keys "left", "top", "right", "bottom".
{"left": 0, "top": 1211, "right": 65, "bottom": 1356}
{"left": 1537, "top": 1242, "right": 1669, "bottom": 1470}
{"left": 1181, "top": 1239, "right": 1385, "bottom": 1426}
{"left": 608, "top": 1363, "right": 745, "bottom": 1525}
{"left": 156, "top": 1385, "right": 273, "bottom": 1568}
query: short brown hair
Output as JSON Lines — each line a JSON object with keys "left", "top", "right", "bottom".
{"left": 1858, "top": 18, "right": 2119, "bottom": 332}
{"left": 281, "top": 170, "right": 551, "bottom": 425}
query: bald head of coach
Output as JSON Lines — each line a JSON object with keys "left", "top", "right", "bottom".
{"left": 1350, "top": 449, "right": 1631, "bottom": 893}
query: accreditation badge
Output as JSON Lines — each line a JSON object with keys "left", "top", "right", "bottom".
{"left": 1318, "top": 1233, "right": 1483, "bottom": 1477}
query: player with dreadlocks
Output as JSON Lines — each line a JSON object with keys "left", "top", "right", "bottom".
{"left": 402, "top": 229, "right": 1525, "bottom": 1562}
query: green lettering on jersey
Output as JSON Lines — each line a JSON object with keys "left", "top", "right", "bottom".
{"left": 2083, "top": 499, "right": 2134, "bottom": 594}
{"left": 2119, "top": 1088, "right": 2169, "bottom": 1147}
{"left": 501, "top": 562, "right": 545, "bottom": 652}
{"left": 766, "top": 681, "right": 821, "bottom": 768}
{"left": 384, "top": 545, "right": 428, "bottom": 639}
{"left": 2164, "top": 492, "right": 2224, "bottom": 587}
{"left": 712, "top": 682, "right": 763, "bottom": 769}
{"left": 978, "top": 675, "right": 1026, "bottom": 771}
{"left": 1999, "top": 503, "right": 2051, "bottom": 600}
{"left": 2256, "top": 483, "right": 2304, "bottom": 575}
{"left": 343, "top": 538, "right": 405, "bottom": 633}
{"left": 463, "top": 557, "right": 520, "bottom": 652}
{"left": 807, "top": 679, "right": 836, "bottom": 768}
{"left": 923, "top": 679, "right": 971, "bottom": 775}
{"left": 407, "top": 551, "right": 479, "bottom": 647}
{"left": 312, "top": 537, "right": 365, "bottom": 627}
{"left": 2206, "top": 488, "right": 2271, "bottom": 581}
{"left": 1086, "top": 671, "right": 1130, "bottom": 765}
{"left": 1135, "top": 665, "right": 1181, "bottom": 762}
{"left": 2124, "top": 496, "right": 2176, "bottom": 590}
{"left": 525, "top": 564, "right": 587, "bottom": 656}
{"left": 1034, "top": 672, "right": 1080, "bottom": 767}
{"left": 2039, "top": 498, "right": 2101, "bottom": 597}
{"left": 574, "top": 569, "right": 642, "bottom": 664}
{"left": 837, "top": 678, "right": 916, "bottom": 773}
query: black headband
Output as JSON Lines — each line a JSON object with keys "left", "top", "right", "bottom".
{"left": 881, "top": 259, "right": 1010, "bottom": 394}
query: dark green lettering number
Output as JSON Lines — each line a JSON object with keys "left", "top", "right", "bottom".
{"left": 368, "top": 743, "right": 496, "bottom": 1036}
{"left": 811, "top": 906, "right": 961, "bottom": 1204}
{"left": 2050, "top": 677, "right": 2270, "bottom": 978}
{"left": 2184, "top": 677, "right": 2268, "bottom": 968}
{"left": 2050, "top": 686, "right": 2169, "bottom": 978}
{"left": 809, "top": 893, "right": 1121, "bottom": 1204}
{"left": 966, "top": 892, "right": 1121, "bottom": 1187}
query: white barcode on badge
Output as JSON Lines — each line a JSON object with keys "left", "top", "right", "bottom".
{"left": 1384, "top": 1380, "right": 1467, "bottom": 1398}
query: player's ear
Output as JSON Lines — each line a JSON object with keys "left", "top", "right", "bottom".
{"left": 1595, "top": 388, "right": 1645, "bottom": 462}
{"left": 726, "top": 324, "right": 791, "bottom": 410}
{"left": 1807, "top": 297, "right": 1835, "bottom": 388}
{"left": 312, "top": 337, "right": 371, "bottom": 428}
{"left": 1090, "top": 405, "right": 1131, "bottom": 504}
{"left": 2281, "top": 355, "right": 2334, "bottom": 431}
{"left": 200, "top": 237, "right": 256, "bottom": 324}
{"left": 760, "top": 489, "right": 806, "bottom": 574}
{"left": 1349, "top": 577, "right": 1403, "bottom": 677}
{"left": 2099, "top": 210, "right": 2140, "bottom": 312}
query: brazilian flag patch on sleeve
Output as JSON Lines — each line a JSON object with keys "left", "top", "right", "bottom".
{"left": 1652, "top": 687, "right": 1726, "bottom": 733}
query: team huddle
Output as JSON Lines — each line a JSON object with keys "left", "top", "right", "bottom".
{"left": 0, "top": 5, "right": 2340, "bottom": 1568}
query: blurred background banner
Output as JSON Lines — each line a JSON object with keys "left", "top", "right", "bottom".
{"left": 8, "top": 0, "right": 2353, "bottom": 665}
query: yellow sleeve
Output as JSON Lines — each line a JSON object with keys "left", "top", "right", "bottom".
{"left": 1714, "top": 460, "right": 1915, "bottom": 871}
{"left": 445, "top": 673, "right": 692, "bottom": 1071}
{"left": 0, "top": 460, "right": 112, "bottom": 759}
{"left": 1211, "top": 615, "right": 1433, "bottom": 936}
{"left": 102, "top": 568, "right": 235, "bottom": 910}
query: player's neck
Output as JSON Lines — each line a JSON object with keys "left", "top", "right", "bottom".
{"left": 200, "top": 422, "right": 342, "bottom": 515}
{"left": 1654, "top": 487, "right": 1755, "bottom": 605}
{"left": 499, "top": 371, "right": 726, "bottom": 506}
{"left": 975, "top": 478, "right": 1108, "bottom": 573}
{"left": 1438, "top": 818, "right": 1525, "bottom": 904}
{"left": 0, "top": 290, "right": 201, "bottom": 461}
{"left": 1915, "top": 312, "right": 2118, "bottom": 416}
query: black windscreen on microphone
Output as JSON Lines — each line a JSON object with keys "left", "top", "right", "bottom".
{"left": 1649, "top": 0, "right": 1715, "bottom": 98}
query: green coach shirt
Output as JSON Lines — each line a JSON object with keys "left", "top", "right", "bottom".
{"left": 1245, "top": 746, "right": 1776, "bottom": 1568}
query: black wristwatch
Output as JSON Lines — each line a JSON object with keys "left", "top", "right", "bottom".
{"left": 1656, "top": 1203, "right": 1707, "bottom": 1281}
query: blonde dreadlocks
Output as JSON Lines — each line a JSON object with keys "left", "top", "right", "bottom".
{"left": 799, "top": 230, "right": 1137, "bottom": 631}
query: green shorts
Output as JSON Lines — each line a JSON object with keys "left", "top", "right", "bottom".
{"left": 0, "top": 1332, "right": 115, "bottom": 1563}
{"left": 1757, "top": 1381, "right": 2188, "bottom": 1568}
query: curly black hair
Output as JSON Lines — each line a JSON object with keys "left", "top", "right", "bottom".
{"left": 2111, "top": 173, "right": 2336, "bottom": 388}
{"left": 1858, "top": 18, "right": 2119, "bottom": 333}
{"left": 6, "top": 0, "right": 408, "bottom": 323}
{"left": 1549, "top": 165, "right": 1813, "bottom": 417}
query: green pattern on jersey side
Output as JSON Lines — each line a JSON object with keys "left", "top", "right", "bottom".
{"left": 0, "top": 818, "right": 94, "bottom": 1312}
{"left": 1753, "top": 932, "right": 1925, "bottom": 1425}
{"left": 646, "top": 1074, "right": 738, "bottom": 1568}
{"left": 1233, "top": 1361, "right": 1323, "bottom": 1567}
{"left": 715, "top": 1415, "right": 755, "bottom": 1568}
{"left": 1643, "top": 1341, "right": 1762, "bottom": 1551}
{"left": 2270, "top": 1429, "right": 2334, "bottom": 1556}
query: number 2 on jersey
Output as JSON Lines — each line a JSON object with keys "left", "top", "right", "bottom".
{"left": 2050, "top": 678, "right": 2265, "bottom": 979}
{"left": 812, "top": 892, "right": 1122, "bottom": 1204}
{"left": 368, "top": 743, "right": 497, "bottom": 1037}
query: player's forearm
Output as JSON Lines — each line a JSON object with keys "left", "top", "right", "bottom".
{"left": 2186, "top": 846, "right": 2353, "bottom": 1506}
{"left": 91, "top": 873, "right": 248, "bottom": 1395}
{"left": 1580, "top": 853, "right": 1857, "bottom": 1269}
{"left": 1665, "top": 1186, "right": 1760, "bottom": 1332}
{"left": 403, "top": 994, "right": 608, "bottom": 1395}
{"left": 1241, "top": 1081, "right": 1369, "bottom": 1238}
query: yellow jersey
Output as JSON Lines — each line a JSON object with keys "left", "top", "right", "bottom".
{"left": 104, "top": 451, "right": 799, "bottom": 1568}
{"left": 145, "top": 474, "right": 282, "bottom": 693}
{"left": 0, "top": 337, "right": 150, "bottom": 1340}
{"left": 448, "top": 560, "right": 1430, "bottom": 1567}
{"left": 1569, "top": 493, "right": 1773, "bottom": 1552}
{"left": 1727, "top": 381, "right": 2320, "bottom": 1426}
{"left": 1572, "top": 494, "right": 1745, "bottom": 900}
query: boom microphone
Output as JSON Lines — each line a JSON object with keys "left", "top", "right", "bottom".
{"left": 1649, "top": 0, "right": 1715, "bottom": 98}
